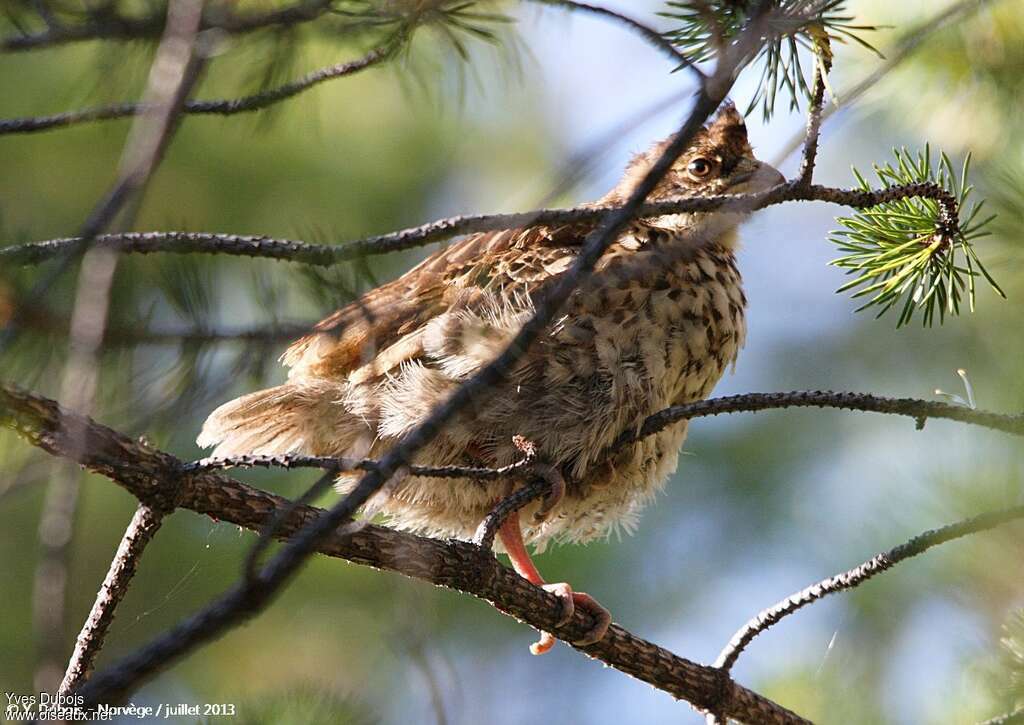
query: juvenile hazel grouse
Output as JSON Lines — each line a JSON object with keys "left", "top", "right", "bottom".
{"left": 199, "top": 103, "right": 785, "bottom": 654}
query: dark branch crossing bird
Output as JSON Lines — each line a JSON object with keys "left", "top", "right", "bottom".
{"left": 198, "top": 102, "right": 784, "bottom": 654}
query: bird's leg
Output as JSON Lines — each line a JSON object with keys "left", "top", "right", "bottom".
{"left": 497, "top": 510, "right": 612, "bottom": 655}
{"left": 472, "top": 444, "right": 611, "bottom": 654}
{"left": 472, "top": 456, "right": 562, "bottom": 548}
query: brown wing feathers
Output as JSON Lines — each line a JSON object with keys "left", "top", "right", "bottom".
{"left": 197, "top": 225, "right": 579, "bottom": 459}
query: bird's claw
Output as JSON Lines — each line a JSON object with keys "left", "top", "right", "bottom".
{"left": 530, "top": 583, "right": 612, "bottom": 655}
{"left": 568, "top": 591, "right": 612, "bottom": 646}
{"left": 542, "top": 582, "right": 576, "bottom": 626}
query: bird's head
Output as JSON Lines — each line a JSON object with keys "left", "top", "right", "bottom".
{"left": 606, "top": 101, "right": 785, "bottom": 208}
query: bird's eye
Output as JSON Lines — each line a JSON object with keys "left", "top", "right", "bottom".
{"left": 686, "top": 157, "right": 714, "bottom": 180}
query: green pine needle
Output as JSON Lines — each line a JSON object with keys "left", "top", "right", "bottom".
{"left": 829, "top": 146, "right": 1005, "bottom": 328}
{"left": 329, "top": 1, "right": 515, "bottom": 59}
{"left": 659, "top": 0, "right": 880, "bottom": 120}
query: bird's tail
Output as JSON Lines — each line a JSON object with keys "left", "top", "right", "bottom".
{"left": 196, "top": 380, "right": 370, "bottom": 459}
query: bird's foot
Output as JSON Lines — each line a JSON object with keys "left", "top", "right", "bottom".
{"left": 530, "top": 583, "right": 612, "bottom": 656}
{"left": 530, "top": 462, "right": 566, "bottom": 524}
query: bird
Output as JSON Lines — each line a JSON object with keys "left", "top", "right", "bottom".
{"left": 198, "top": 102, "right": 785, "bottom": 654}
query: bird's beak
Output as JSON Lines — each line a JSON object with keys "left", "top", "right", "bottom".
{"left": 726, "top": 157, "right": 786, "bottom": 194}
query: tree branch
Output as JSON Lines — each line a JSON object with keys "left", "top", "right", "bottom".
{"left": 714, "top": 505, "right": 1024, "bottom": 672}
{"left": 0, "top": 381, "right": 809, "bottom": 725}
{"left": 0, "top": 44, "right": 392, "bottom": 135}
{"left": 2, "top": 180, "right": 966, "bottom": 268}
{"left": 1, "top": 0, "right": 334, "bottom": 53}
{"left": 58, "top": 504, "right": 167, "bottom": 694}
{"left": 795, "top": 45, "right": 829, "bottom": 186}
{"left": 184, "top": 452, "right": 532, "bottom": 482}
{"left": 609, "top": 390, "right": 1024, "bottom": 456}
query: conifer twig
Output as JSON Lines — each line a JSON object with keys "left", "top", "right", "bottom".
{"left": 1, "top": 0, "right": 335, "bottom": 52}
{"left": 609, "top": 390, "right": 1024, "bottom": 455}
{"left": 0, "top": 44, "right": 392, "bottom": 135}
{"left": 1, "top": 0, "right": 701, "bottom": 137}
{"left": 2, "top": 180, "right": 964, "bottom": 268}
{"left": 188, "top": 390, "right": 1024, "bottom": 487}
{"left": 58, "top": 504, "right": 167, "bottom": 694}
{"left": 714, "top": 505, "right": 1024, "bottom": 672}
{"left": 796, "top": 43, "right": 830, "bottom": 186}
{"left": 184, "top": 453, "right": 533, "bottom": 482}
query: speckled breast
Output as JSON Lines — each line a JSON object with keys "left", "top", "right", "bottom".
{"left": 518, "top": 233, "right": 747, "bottom": 545}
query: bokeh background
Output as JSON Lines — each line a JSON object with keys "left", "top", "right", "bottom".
{"left": 1, "top": 1, "right": 1022, "bottom": 723}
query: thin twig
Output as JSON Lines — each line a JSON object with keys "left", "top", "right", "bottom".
{"left": 1, "top": 0, "right": 335, "bottom": 52}
{"left": 1, "top": 0, "right": 705, "bottom": 136}
{"left": 58, "top": 504, "right": 167, "bottom": 694}
{"left": 100, "top": 322, "right": 314, "bottom": 347}
{"left": 472, "top": 478, "right": 549, "bottom": 550}
{"left": 609, "top": 390, "right": 1024, "bottom": 456}
{"left": 795, "top": 50, "right": 829, "bottom": 186}
{"left": 183, "top": 389, "right": 1024, "bottom": 504}
{"left": 2, "top": 179, "right": 965, "bottom": 268}
{"left": 714, "top": 505, "right": 1024, "bottom": 672}
{"left": 0, "top": 382, "right": 809, "bottom": 724}
{"left": 184, "top": 453, "right": 533, "bottom": 482}
{"left": 797, "top": 69, "right": 825, "bottom": 185}
{"left": 0, "top": 44, "right": 391, "bottom": 135}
